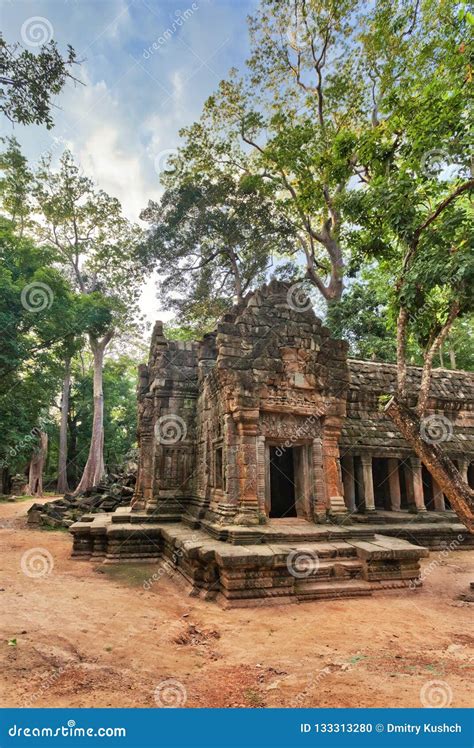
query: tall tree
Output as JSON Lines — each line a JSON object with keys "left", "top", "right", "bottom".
{"left": 141, "top": 172, "right": 295, "bottom": 330}
{"left": 68, "top": 354, "right": 139, "bottom": 480}
{"left": 162, "top": 0, "right": 470, "bottom": 314}
{"left": 343, "top": 0, "right": 474, "bottom": 526}
{"left": 32, "top": 150, "right": 144, "bottom": 492}
{"left": 0, "top": 218, "right": 81, "bottom": 487}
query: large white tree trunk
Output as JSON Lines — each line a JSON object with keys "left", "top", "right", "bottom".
{"left": 57, "top": 356, "right": 71, "bottom": 494}
{"left": 73, "top": 331, "right": 113, "bottom": 494}
{"left": 27, "top": 432, "right": 48, "bottom": 497}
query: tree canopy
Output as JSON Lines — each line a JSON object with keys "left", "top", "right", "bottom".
{"left": 0, "top": 33, "right": 78, "bottom": 128}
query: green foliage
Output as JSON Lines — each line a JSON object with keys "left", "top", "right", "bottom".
{"left": 441, "top": 316, "right": 474, "bottom": 371}
{"left": 0, "top": 137, "right": 32, "bottom": 236}
{"left": 0, "top": 33, "right": 78, "bottom": 129}
{"left": 146, "top": 0, "right": 473, "bottom": 328}
{"left": 0, "top": 219, "right": 85, "bottom": 473}
{"left": 141, "top": 170, "right": 296, "bottom": 329}
{"left": 344, "top": 0, "right": 474, "bottom": 358}
{"left": 0, "top": 139, "right": 145, "bottom": 485}
{"left": 33, "top": 149, "right": 144, "bottom": 333}
{"left": 326, "top": 267, "right": 398, "bottom": 362}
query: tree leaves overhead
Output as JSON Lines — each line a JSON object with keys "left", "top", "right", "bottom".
{"left": 141, "top": 172, "right": 295, "bottom": 330}
{"left": 0, "top": 33, "right": 78, "bottom": 129}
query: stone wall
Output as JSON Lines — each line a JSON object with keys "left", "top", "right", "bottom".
{"left": 133, "top": 283, "right": 474, "bottom": 524}
{"left": 133, "top": 322, "right": 199, "bottom": 518}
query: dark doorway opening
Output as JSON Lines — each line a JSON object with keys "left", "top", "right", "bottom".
{"left": 372, "top": 458, "right": 391, "bottom": 510}
{"left": 269, "top": 446, "right": 297, "bottom": 518}
{"left": 422, "top": 465, "right": 435, "bottom": 510}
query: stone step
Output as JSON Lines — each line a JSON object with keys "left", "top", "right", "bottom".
{"left": 291, "top": 558, "right": 364, "bottom": 582}
{"left": 296, "top": 578, "right": 373, "bottom": 601}
{"left": 352, "top": 510, "right": 460, "bottom": 526}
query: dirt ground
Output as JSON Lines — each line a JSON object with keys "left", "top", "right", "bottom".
{"left": 1, "top": 496, "right": 473, "bottom": 709}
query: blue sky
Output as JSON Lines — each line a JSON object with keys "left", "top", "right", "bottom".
{"left": 2, "top": 0, "right": 256, "bottom": 219}
{"left": 1, "top": 0, "right": 257, "bottom": 320}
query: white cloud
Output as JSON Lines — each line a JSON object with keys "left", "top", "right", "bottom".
{"left": 2, "top": 0, "right": 256, "bottom": 323}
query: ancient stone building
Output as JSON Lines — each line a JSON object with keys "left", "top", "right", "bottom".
{"left": 71, "top": 281, "right": 474, "bottom": 605}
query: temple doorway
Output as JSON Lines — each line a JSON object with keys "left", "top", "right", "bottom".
{"left": 269, "top": 446, "right": 297, "bottom": 518}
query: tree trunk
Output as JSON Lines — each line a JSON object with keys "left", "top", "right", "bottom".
{"left": 57, "top": 356, "right": 71, "bottom": 494}
{"left": 416, "top": 300, "right": 460, "bottom": 416}
{"left": 385, "top": 397, "right": 474, "bottom": 533}
{"left": 228, "top": 249, "right": 243, "bottom": 303}
{"left": 396, "top": 307, "right": 409, "bottom": 399}
{"left": 439, "top": 344, "right": 445, "bottom": 368}
{"left": 0, "top": 467, "right": 10, "bottom": 495}
{"left": 68, "top": 413, "right": 78, "bottom": 487}
{"left": 26, "top": 432, "right": 48, "bottom": 497}
{"left": 449, "top": 347, "right": 456, "bottom": 370}
{"left": 73, "top": 331, "right": 113, "bottom": 494}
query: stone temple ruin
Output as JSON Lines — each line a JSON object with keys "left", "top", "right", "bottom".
{"left": 71, "top": 281, "right": 474, "bottom": 606}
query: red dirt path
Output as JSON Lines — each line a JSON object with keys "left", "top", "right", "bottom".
{"left": 1, "top": 497, "right": 473, "bottom": 708}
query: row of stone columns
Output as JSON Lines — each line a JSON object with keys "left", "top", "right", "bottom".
{"left": 341, "top": 454, "right": 472, "bottom": 513}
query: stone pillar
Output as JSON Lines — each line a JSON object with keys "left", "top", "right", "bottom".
{"left": 234, "top": 409, "right": 261, "bottom": 525}
{"left": 134, "top": 392, "right": 155, "bottom": 511}
{"left": 432, "top": 478, "right": 446, "bottom": 512}
{"left": 312, "top": 437, "right": 327, "bottom": 517}
{"left": 459, "top": 458, "right": 470, "bottom": 483}
{"left": 410, "top": 456, "right": 426, "bottom": 512}
{"left": 341, "top": 455, "right": 356, "bottom": 512}
{"left": 355, "top": 457, "right": 364, "bottom": 512}
{"left": 361, "top": 454, "right": 375, "bottom": 512}
{"left": 387, "top": 458, "right": 401, "bottom": 511}
{"left": 322, "top": 423, "right": 345, "bottom": 514}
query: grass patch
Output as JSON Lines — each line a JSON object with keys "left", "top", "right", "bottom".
{"left": 0, "top": 495, "right": 34, "bottom": 503}
{"left": 98, "top": 563, "right": 158, "bottom": 588}
{"left": 348, "top": 654, "right": 367, "bottom": 665}
{"left": 40, "top": 524, "right": 70, "bottom": 533}
{"left": 244, "top": 689, "right": 265, "bottom": 707}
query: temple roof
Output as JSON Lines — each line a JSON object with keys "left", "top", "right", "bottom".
{"left": 341, "top": 360, "right": 474, "bottom": 457}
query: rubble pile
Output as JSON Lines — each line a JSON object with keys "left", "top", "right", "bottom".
{"left": 27, "top": 470, "right": 136, "bottom": 529}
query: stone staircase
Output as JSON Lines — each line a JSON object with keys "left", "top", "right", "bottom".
{"left": 71, "top": 512, "right": 428, "bottom": 607}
